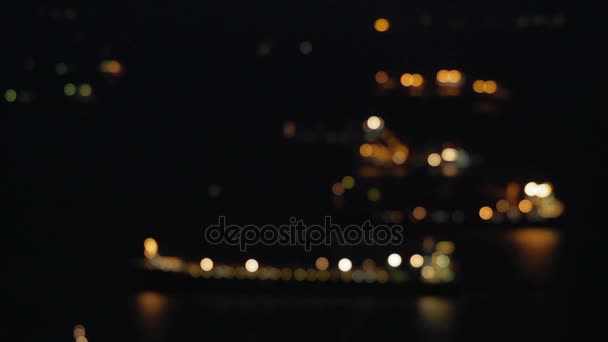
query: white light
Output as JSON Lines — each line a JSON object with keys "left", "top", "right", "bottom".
{"left": 441, "top": 148, "right": 459, "bottom": 162}
{"left": 200, "top": 258, "right": 214, "bottom": 271}
{"left": 366, "top": 116, "right": 383, "bottom": 130}
{"left": 245, "top": 259, "right": 259, "bottom": 272}
{"left": 524, "top": 182, "right": 539, "bottom": 196}
{"left": 427, "top": 153, "right": 441, "bottom": 167}
{"left": 338, "top": 258, "right": 352, "bottom": 272}
{"left": 409, "top": 254, "right": 424, "bottom": 268}
{"left": 387, "top": 253, "right": 402, "bottom": 267}
{"left": 536, "top": 183, "right": 552, "bottom": 198}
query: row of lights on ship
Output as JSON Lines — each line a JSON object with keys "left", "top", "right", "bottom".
{"left": 2, "top": 59, "right": 124, "bottom": 104}
{"left": 143, "top": 238, "right": 454, "bottom": 283}
{"left": 374, "top": 69, "right": 499, "bottom": 94}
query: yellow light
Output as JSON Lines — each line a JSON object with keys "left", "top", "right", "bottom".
{"left": 294, "top": 268, "right": 307, "bottom": 281}
{"left": 366, "top": 115, "right": 383, "bottom": 130}
{"left": 496, "top": 199, "right": 510, "bottom": 213}
{"left": 436, "top": 69, "right": 449, "bottom": 83}
{"left": 441, "top": 148, "right": 459, "bottom": 162}
{"left": 338, "top": 258, "right": 352, "bottom": 272}
{"left": 76, "top": 336, "right": 88, "bottom": 342}
{"left": 536, "top": 183, "right": 552, "bottom": 198}
{"left": 375, "top": 70, "right": 389, "bottom": 84}
{"left": 387, "top": 253, "right": 402, "bottom": 267}
{"left": 341, "top": 176, "right": 355, "bottom": 189}
{"left": 524, "top": 182, "right": 539, "bottom": 196}
{"left": 367, "top": 188, "right": 381, "bottom": 202}
{"left": 73, "top": 325, "right": 86, "bottom": 338}
{"left": 409, "top": 254, "right": 424, "bottom": 268}
{"left": 412, "top": 73, "right": 424, "bottom": 87}
{"left": 483, "top": 80, "right": 497, "bottom": 94}
{"left": 436, "top": 255, "right": 450, "bottom": 268}
{"left": 518, "top": 199, "right": 533, "bottom": 213}
{"left": 315, "top": 257, "right": 329, "bottom": 271}
{"left": 479, "top": 206, "right": 494, "bottom": 220}
{"left": 360, "top": 144, "right": 373, "bottom": 157}
{"left": 400, "top": 73, "right": 414, "bottom": 87}
{"left": 100, "top": 60, "right": 122, "bottom": 75}
{"left": 427, "top": 153, "right": 441, "bottom": 167}
{"left": 472, "top": 80, "right": 485, "bottom": 93}
{"left": 362, "top": 258, "right": 376, "bottom": 271}
{"left": 392, "top": 151, "right": 407, "bottom": 164}
{"left": 412, "top": 206, "right": 427, "bottom": 220}
{"left": 143, "top": 238, "right": 158, "bottom": 258}
{"left": 245, "top": 259, "right": 259, "bottom": 272}
{"left": 436, "top": 241, "right": 455, "bottom": 254}
{"left": 79, "top": 83, "right": 92, "bottom": 97}
{"left": 200, "top": 258, "right": 214, "bottom": 271}
{"left": 332, "top": 182, "right": 345, "bottom": 196}
{"left": 447, "top": 70, "right": 462, "bottom": 83}
{"left": 374, "top": 18, "right": 390, "bottom": 32}
{"left": 421, "top": 266, "right": 436, "bottom": 279}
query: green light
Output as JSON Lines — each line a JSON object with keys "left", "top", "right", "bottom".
{"left": 4, "top": 89, "right": 17, "bottom": 102}
{"left": 55, "top": 63, "right": 68, "bottom": 75}
{"left": 64, "top": 83, "right": 76, "bottom": 96}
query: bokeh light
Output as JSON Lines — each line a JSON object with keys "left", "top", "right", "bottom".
{"left": 366, "top": 116, "right": 383, "bottom": 130}
{"left": 483, "top": 80, "right": 498, "bottom": 94}
{"left": 338, "top": 258, "right": 352, "bottom": 272}
{"left": 473, "top": 80, "right": 485, "bottom": 93}
{"left": 64, "top": 83, "right": 76, "bottom": 96}
{"left": 332, "top": 182, "right": 345, "bottom": 196}
{"left": 421, "top": 266, "right": 436, "bottom": 279}
{"left": 367, "top": 188, "right": 381, "bottom": 202}
{"left": 144, "top": 238, "right": 158, "bottom": 259}
{"left": 374, "top": 18, "right": 390, "bottom": 32}
{"left": 341, "top": 176, "right": 355, "bottom": 189}
{"left": 496, "top": 199, "right": 510, "bottom": 213}
{"left": 412, "top": 206, "right": 427, "bottom": 220}
{"left": 200, "top": 258, "right": 214, "bottom": 271}
{"left": 441, "top": 148, "right": 459, "bottom": 162}
{"left": 479, "top": 206, "right": 494, "bottom": 220}
{"left": 245, "top": 259, "right": 259, "bottom": 272}
{"left": 536, "top": 183, "right": 552, "bottom": 198}
{"left": 387, "top": 253, "right": 402, "bottom": 267}
{"left": 392, "top": 151, "right": 407, "bottom": 164}
{"left": 375, "top": 70, "right": 389, "bottom": 84}
{"left": 400, "top": 73, "right": 414, "bottom": 87}
{"left": 427, "top": 153, "right": 441, "bottom": 167}
{"left": 4, "top": 89, "right": 17, "bottom": 102}
{"left": 410, "top": 254, "right": 424, "bottom": 268}
{"left": 524, "top": 182, "right": 539, "bottom": 196}
{"left": 359, "top": 144, "right": 373, "bottom": 157}
{"left": 79, "top": 83, "right": 92, "bottom": 97}
{"left": 315, "top": 257, "right": 329, "bottom": 271}
{"left": 518, "top": 199, "right": 533, "bottom": 213}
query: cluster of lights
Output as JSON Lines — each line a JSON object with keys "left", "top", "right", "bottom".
{"left": 64, "top": 83, "right": 93, "bottom": 97}
{"left": 99, "top": 60, "right": 123, "bottom": 75}
{"left": 142, "top": 239, "right": 456, "bottom": 284}
{"left": 436, "top": 70, "right": 462, "bottom": 85}
{"left": 400, "top": 73, "right": 424, "bottom": 87}
{"left": 479, "top": 181, "right": 564, "bottom": 221}
{"left": 73, "top": 324, "right": 88, "bottom": 342}
{"left": 472, "top": 80, "right": 498, "bottom": 94}
{"left": 425, "top": 147, "right": 470, "bottom": 177}
{"left": 332, "top": 176, "right": 356, "bottom": 196}
{"left": 360, "top": 115, "right": 410, "bottom": 168}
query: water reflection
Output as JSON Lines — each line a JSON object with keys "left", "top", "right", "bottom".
{"left": 417, "top": 296, "right": 455, "bottom": 336}
{"left": 509, "top": 227, "right": 560, "bottom": 276}
{"left": 136, "top": 291, "right": 169, "bottom": 342}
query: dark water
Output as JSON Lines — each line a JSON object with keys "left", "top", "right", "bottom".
{"left": 48, "top": 227, "right": 566, "bottom": 342}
